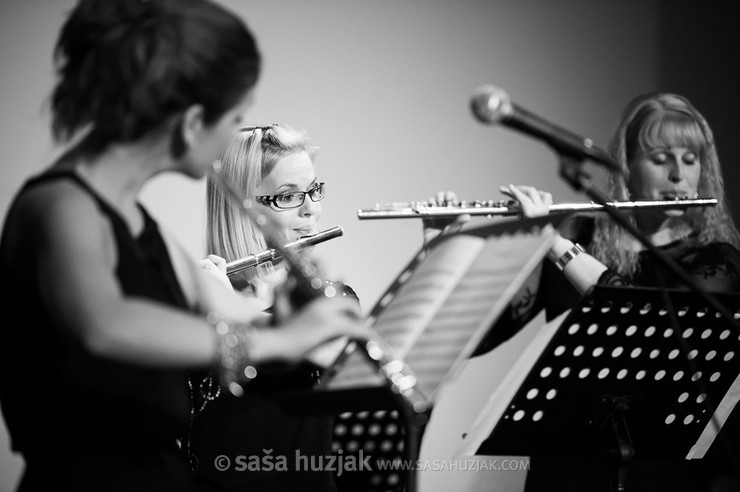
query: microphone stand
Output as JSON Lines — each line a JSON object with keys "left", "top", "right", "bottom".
{"left": 557, "top": 153, "right": 740, "bottom": 488}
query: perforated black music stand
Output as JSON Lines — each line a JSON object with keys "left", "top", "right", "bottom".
{"left": 273, "top": 216, "right": 559, "bottom": 492}
{"left": 463, "top": 286, "right": 740, "bottom": 491}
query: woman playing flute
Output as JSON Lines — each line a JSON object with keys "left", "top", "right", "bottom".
{"left": 497, "top": 92, "right": 740, "bottom": 492}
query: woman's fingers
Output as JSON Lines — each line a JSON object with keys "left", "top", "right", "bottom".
{"left": 200, "top": 254, "right": 227, "bottom": 273}
{"left": 428, "top": 190, "right": 459, "bottom": 206}
{"left": 501, "top": 184, "right": 552, "bottom": 217}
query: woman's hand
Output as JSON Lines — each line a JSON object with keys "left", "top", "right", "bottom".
{"left": 421, "top": 190, "right": 471, "bottom": 245}
{"left": 500, "top": 184, "right": 553, "bottom": 218}
{"left": 198, "top": 254, "right": 233, "bottom": 291}
{"left": 258, "top": 295, "right": 367, "bottom": 363}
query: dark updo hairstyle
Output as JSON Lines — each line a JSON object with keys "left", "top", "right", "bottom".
{"left": 51, "top": 0, "right": 260, "bottom": 153}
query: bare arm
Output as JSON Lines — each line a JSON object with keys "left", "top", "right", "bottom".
{"left": 30, "top": 183, "right": 364, "bottom": 369}
{"left": 502, "top": 184, "right": 607, "bottom": 295}
{"left": 545, "top": 233, "right": 608, "bottom": 295}
{"left": 33, "top": 184, "right": 224, "bottom": 367}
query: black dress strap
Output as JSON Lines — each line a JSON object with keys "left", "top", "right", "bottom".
{"left": 23, "top": 170, "right": 189, "bottom": 307}
{"left": 24, "top": 170, "right": 122, "bottom": 221}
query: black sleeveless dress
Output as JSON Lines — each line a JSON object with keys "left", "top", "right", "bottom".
{"left": 0, "top": 171, "right": 198, "bottom": 491}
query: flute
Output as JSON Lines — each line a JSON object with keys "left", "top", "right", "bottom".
{"left": 357, "top": 197, "right": 718, "bottom": 220}
{"left": 225, "top": 226, "right": 344, "bottom": 276}
{"left": 210, "top": 164, "right": 426, "bottom": 410}
{"left": 209, "top": 164, "right": 347, "bottom": 397}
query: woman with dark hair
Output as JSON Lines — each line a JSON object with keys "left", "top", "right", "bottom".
{"left": 0, "top": 2, "right": 364, "bottom": 491}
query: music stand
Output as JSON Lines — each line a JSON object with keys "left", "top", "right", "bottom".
{"left": 457, "top": 285, "right": 740, "bottom": 491}
{"left": 321, "top": 216, "right": 559, "bottom": 395}
{"left": 275, "top": 216, "right": 559, "bottom": 492}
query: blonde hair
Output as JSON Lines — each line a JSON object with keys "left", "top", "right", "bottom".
{"left": 205, "top": 125, "right": 319, "bottom": 287}
{"left": 590, "top": 93, "right": 740, "bottom": 276}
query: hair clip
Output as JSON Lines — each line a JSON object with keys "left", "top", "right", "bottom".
{"left": 240, "top": 124, "right": 278, "bottom": 133}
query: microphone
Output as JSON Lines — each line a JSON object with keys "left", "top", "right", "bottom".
{"left": 470, "top": 84, "right": 622, "bottom": 173}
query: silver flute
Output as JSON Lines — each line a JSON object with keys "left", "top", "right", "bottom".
{"left": 210, "top": 164, "right": 426, "bottom": 410}
{"left": 357, "top": 197, "right": 718, "bottom": 220}
{"left": 225, "top": 226, "right": 344, "bottom": 276}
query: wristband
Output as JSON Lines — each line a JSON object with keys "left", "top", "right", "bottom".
{"left": 554, "top": 243, "right": 585, "bottom": 272}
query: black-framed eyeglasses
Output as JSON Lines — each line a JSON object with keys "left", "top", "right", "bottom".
{"left": 255, "top": 182, "right": 326, "bottom": 210}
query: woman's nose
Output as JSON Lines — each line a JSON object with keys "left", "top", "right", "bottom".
{"left": 299, "top": 196, "right": 321, "bottom": 216}
{"left": 669, "top": 162, "right": 685, "bottom": 183}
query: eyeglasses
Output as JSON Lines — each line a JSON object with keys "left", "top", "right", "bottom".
{"left": 255, "top": 182, "right": 326, "bottom": 210}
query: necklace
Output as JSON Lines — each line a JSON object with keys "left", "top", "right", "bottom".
{"left": 185, "top": 373, "right": 221, "bottom": 470}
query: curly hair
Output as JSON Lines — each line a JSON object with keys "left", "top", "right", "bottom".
{"left": 590, "top": 93, "right": 740, "bottom": 276}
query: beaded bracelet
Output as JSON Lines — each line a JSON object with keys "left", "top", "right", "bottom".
{"left": 554, "top": 243, "right": 585, "bottom": 272}
{"left": 209, "top": 312, "right": 259, "bottom": 397}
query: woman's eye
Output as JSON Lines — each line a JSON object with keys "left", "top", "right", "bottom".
{"left": 278, "top": 193, "right": 302, "bottom": 204}
{"left": 683, "top": 153, "right": 698, "bottom": 164}
{"left": 651, "top": 153, "right": 667, "bottom": 164}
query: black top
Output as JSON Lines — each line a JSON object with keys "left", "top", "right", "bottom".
{"left": 475, "top": 217, "right": 740, "bottom": 492}
{"left": 476, "top": 218, "right": 740, "bottom": 356}
{"left": 542, "top": 218, "right": 740, "bottom": 321}
{"left": 0, "top": 171, "right": 196, "bottom": 491}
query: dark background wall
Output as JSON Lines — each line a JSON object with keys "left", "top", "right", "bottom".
{"left": 660, "top": 0, "right": 740, "bottom": 227}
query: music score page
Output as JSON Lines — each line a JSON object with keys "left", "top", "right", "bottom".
{"left": 323, "top": 222, "right": 556, "bottom": 406}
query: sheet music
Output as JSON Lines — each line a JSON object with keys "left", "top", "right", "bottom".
{"left": 368, "top": 234, "right": 487, "bottom": 358}
{"left": 323, "top": 223, "right": 556, "bottom": 404}
{"left": 401, "top": 231, "right": 555, "bottom": 399}
{"left": 324, "top": 234, "right": 486, "bottom": 391}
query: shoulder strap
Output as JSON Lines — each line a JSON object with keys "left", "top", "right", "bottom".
{"left": 25, "top": 170, "right": 116, "bottom": 215}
